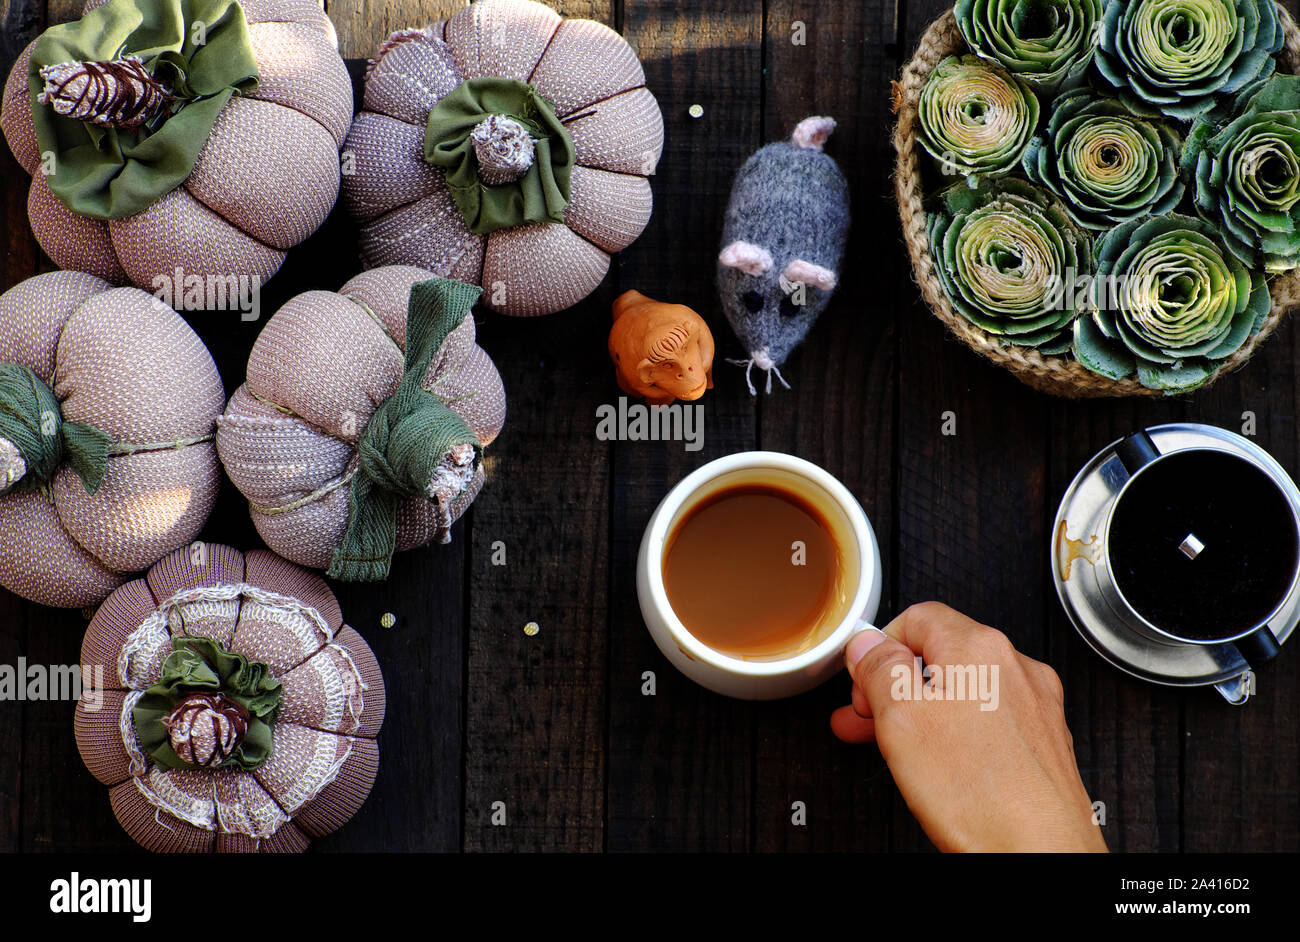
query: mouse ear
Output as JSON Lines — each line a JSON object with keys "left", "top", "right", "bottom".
{"left": 719, "top": 241, "right": 773, "bottom": 276}
{"left": 783, "top": 259, "right": 837, "bottom": 291}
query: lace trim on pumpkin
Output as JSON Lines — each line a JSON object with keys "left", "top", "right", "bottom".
{"left": 118, "top": 582, "right": 343, "bottom": 686}
{"left": 116, "top": 582, "right": 368, "bottom": 837}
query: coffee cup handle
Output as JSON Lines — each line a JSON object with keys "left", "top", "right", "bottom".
{"left": 1113, "top": 429, "right": 1160, "bottom": 477}
{"left": 1231, "top": 625, "right": 1281, "bottom": 666}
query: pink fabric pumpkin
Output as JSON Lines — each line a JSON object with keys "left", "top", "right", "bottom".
{"left": 75, "top": 544, "right": 385, "bottom": 852}
{"left": 0, "top": 0, "right": 352, "bottom": 293}
{"left": 342, "top": 0, "right": 664, "bottom": 316}
{"left": 216, "top": 266, "right": 506, "bottom": 578}
{"left": 0, "top": 271, "right": 224, "bottom": 608}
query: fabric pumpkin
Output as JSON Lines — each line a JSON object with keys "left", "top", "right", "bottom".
{"left": 75, "top": 544, "right": 385, "bottom": 852}
{"left": 0, "top": 271, "right": 224, "bottom": 608}
{"left": 216, "top": 267, "right": 506, "bottom": 581}
{"left": 0, "top": 0, "right": 352, "bottom": 293}
{"left": 342, "top": 0, "right": 664, "bottom": 317}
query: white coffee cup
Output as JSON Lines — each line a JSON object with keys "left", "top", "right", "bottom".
{"left": 636, "top": 451, "right": 882, "bottom": 699}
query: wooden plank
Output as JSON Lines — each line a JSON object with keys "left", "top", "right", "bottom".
{"left": 750, "top": 0, "right": 899, "bottom": 852}
{"left": 604, "top": 0, "right": 762, "bottom": 852}
{"left": 1179, "top": 329, "right": 1300, "bottom": 852}
{"left": 0, "top": 0, "right": 43, "bottom": 65}
{"left": 326, "top": 0, "right": 465, "bottom": 60}
{"left": 0, "top": 593, "right": 23, "bottom": 852}
{"left": 321, "top": 543, "right": 468, "bottom": 851}
{"left": 21, "top": 608, "right": 136, "bottom": 851}
{"left": 1046, "top": 398, "right": 1187, "bottom": 853}
{"left": 893, "top": 0, "right": 1051, "bottom": 851}
{"left": 459, "top": 0, "right": 616, "bottom": 853}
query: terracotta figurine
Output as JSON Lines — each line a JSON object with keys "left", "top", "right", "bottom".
{"left": 609, "top": 290, "right": 715, "bottom": 405}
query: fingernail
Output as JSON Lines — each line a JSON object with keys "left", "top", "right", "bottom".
{"left": 845, "top": 628, "right": 886, "bottom": 670}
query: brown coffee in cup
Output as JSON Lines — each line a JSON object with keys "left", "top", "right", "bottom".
{"left": 661, "top": 467, "right": 857, "bottom": 660}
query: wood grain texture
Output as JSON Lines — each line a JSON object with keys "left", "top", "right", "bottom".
{"left": 603, "top": 0, "right": 763, "bottom": 853}
{"left": 1178, "top": 334, "right": 1300, "bottom": 852}
{"left": 892, "top": 0, "right": 1047, "bottom": 852}
{"left": 327, "top": 0, "right": 464, "bottom": 59}
{"left": 460, "top": 0, "right": 613, "bottom": 854}
{"left": 751, "top": 0, "right": 898, "bottom": 852}
{"left": 0, "top": 0, "right": 1298, "bottom": 856}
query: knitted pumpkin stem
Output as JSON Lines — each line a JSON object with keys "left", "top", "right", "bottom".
{"left": 470, "top": 114, "right": 537, "bottom": 185}
{"left": 427, "top": 441, "right": 476, "bottom": 504}
{"left": 38, "top": 55, "right": 172, "bottom": 129}
{"left": 0, "top": 438, "right": 27, "bottom": 493}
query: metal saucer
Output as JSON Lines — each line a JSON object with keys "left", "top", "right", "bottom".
{"left": 1051, "top": 424, "right": 1300, "bottom": 705}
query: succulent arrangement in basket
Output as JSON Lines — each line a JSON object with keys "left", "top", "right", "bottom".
{"left": 903, "top": 0, "right": 1300, "bottom": 394}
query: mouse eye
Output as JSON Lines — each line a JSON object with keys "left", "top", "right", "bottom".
{"left": 779, "top": 295, "right": 800, "bottom": 318}
{"left": 742, "top": 290, "right": 764, "bottom": 313}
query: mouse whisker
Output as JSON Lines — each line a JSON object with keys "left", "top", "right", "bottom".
{"left": 725, "top": 357, "right": 758, "bottom": 396}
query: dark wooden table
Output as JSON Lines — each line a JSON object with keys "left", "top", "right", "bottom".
{"left": 1, "top": 0, "right": 1298, "bottom": 853}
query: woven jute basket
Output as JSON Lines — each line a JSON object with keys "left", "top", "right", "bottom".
{"left": 894, "top": 3, "right": 1300, "bottom": 398}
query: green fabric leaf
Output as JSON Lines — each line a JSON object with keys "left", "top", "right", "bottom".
{"left": 28, "top": 0, "right": 260, "bottom": 220}
{"left": 424, "top": 77, "right": 574, "bottom": 235}
{"left": 329, "top": 278, "right": 485, "bottom": 582}
{"left": 0, "top": 364, "right": 113, "bottom": 496}
{"left": 132, "top": 636, "right": 282, "bottom": 772}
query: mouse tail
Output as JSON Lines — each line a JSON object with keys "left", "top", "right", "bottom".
{"left": 791, "top": 116, "right": 836, "bottom": 151}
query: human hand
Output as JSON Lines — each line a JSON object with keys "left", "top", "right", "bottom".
{"left": 831, "top": 602, "right": 1107, "bottom": 853}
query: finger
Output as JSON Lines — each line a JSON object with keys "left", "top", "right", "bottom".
{"left": 852, "top": 681, "right": 871, "bottom": 718}
{"left": 830, "top": 705, "right": 876, "bottom": 743}
{"left": 848, "top": 631, "right": 922, "bottom": 721}
{"left": 882, "top": 601, "right": 987, "bottom": 660}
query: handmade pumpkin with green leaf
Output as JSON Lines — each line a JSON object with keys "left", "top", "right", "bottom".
{"left": 75, "top": 544, "right": 385, "bottom": 852}
{"left": 216, "top": 268, "right": 506, "bottom": 581}
{"left": 342, "top": 0, "right": 664, "bottom": 316}
{"left": 0, "top": 271, "right": 224, "bottom": 608}
{"left": 1, "top": 0, "right": 351, "bottom": 292}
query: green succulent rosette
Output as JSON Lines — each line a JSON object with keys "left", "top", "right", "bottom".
{"left": 918, "top": 56, "right": 1041, "bottom": 179}
{"left": 928, "top": 178, "right": 1093, "bottom": 353}
{"left": 1023, "top": 87, "right": 1185, "bottom": 228}
{"left": 1182, "top": 73, "right": 1300, "bottom": 272}
{"left": 1073, "top": 214, "right": 1271, "bottom": 390}
{"left": 955, "top": 0, "right": 1103, "bottom": 92}
{"left": 1094, "top": 0, "right": 1282, "bottom": 121}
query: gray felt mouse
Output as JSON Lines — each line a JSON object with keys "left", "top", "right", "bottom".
{"left": 716, "top": 116, "right": 850, "bottom": 394}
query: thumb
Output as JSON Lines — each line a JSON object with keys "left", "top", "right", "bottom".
{"left": 845, "top": 628, "right": 918, "bottom": 719}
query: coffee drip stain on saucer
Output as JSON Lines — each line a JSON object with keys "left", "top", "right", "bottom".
{"left": 1056, "top": 519, "right": 1101, "bottom": 581}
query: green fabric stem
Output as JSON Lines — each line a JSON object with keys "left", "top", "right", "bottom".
{"left": 0, "top": 364, "right": 113, "bottom": 495}
{"left": 133, "top": 636, "right": 282, "bottom": 772}
{"left": 424, "top": 77, "right": 574, "bottom": 235}
{"left": 329, "top": 278, "right": 484, "bottom": 582}
{"left": 29, "top": 0, "right": 260, "bottom": 220}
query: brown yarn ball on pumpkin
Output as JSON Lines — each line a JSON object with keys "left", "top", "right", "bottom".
{"left": 0, "top": 0, "right": 352, "bottom": 293}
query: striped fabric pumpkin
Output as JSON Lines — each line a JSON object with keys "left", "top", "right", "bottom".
{"left": 342, "top": 0, "right": 664, "bottom": 316}
{"left": 75, "top": 544, "right": 385, "bottom": 852}
{"left": 0, "top": 271, "right": 224, "bottom": 608}
{"left": 215, "top": 266, "right": 506, "bottom": 578}
{"left": 0, "top": 0, "right": 351, "bottom": 293}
